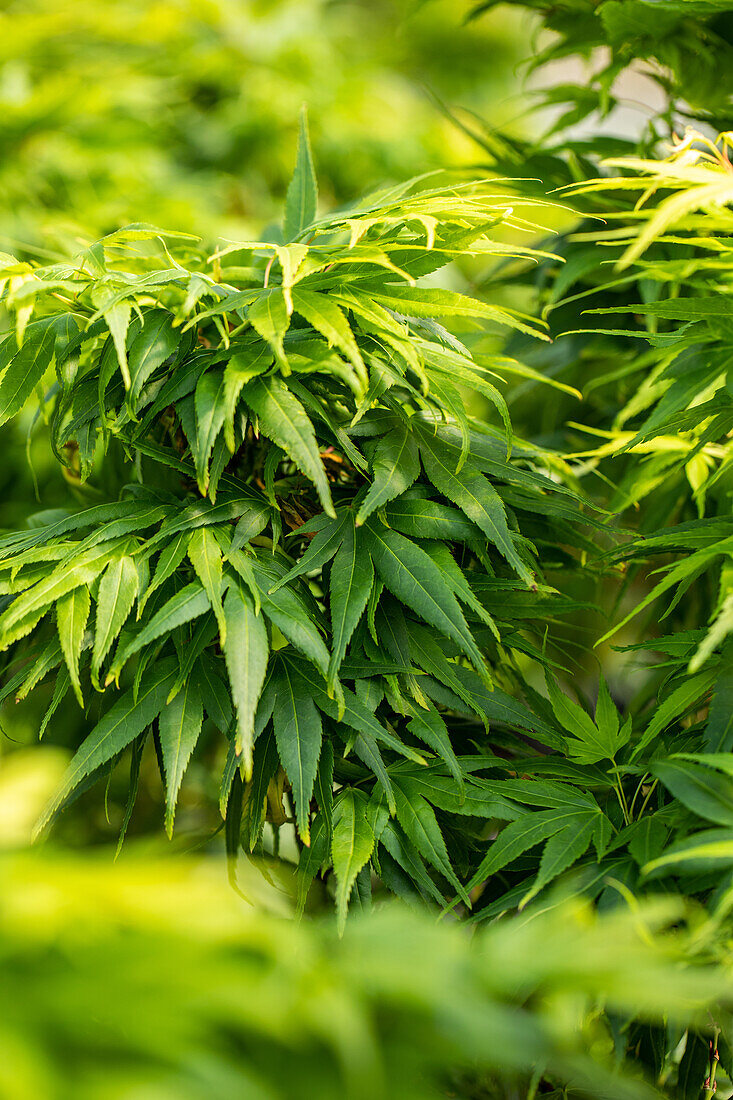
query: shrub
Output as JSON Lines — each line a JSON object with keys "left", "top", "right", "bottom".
{"left": 0, "top": 114, "right": 594, "bottom": 926}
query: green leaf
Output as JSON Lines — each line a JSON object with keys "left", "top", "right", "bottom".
{"left": 100, "top": 298, "right": 132, "bottom": 386}
{"left": 56, "top": 585, "right": 91, "bottom": 707}
{"left": 92, "top": 556, "right": 139, "bottom": 686}
{"left": 644, "top": 828, "right": 733, "bottom": 875}
{"left": 159, "top": 674, "right": 204, "bottom": 837}
{"left": 222, "top": 584, "right": 269, "bottom": 779}
{"left": 327, "top": 516, "right": 373, "bottom": 690}
{"left": 291, "top": 287, "right": 365, "bottom": 378}
{"left": 519, "top": 817, "right": 597, "bottom": 908}
{"left": 140, "top": 532, "right": 190, "bottom": 613}
{"left": 331, "top": 789, "right": 374, "bottom": 935}
{"left": 35, "top": 657, "right": 177, "bottom": 837}
{"left": 466, "top": 808, "right": 586, "bottom": 893}
{"left": 110, "top": 582, "right": 211, "bottom": 680}
{"left": 0, "top": 316, "right": 57, "bottom": 427}
{"left": 223, "top": 347, "right": 271, "bottom": 450}
{"left": 272, "top": 660, "right": 322, "bottom": 843}
{"left": 392, "top": 780, "right": 470, "bottom": 906}
{"left": 315, "top": 738, "right": 334, "bottom": 842}
{"left": 416, "top": 424, "right": 534, "bottom": 585}
{"left": 283, "top": 106, "right": 318, "bottom": 242}
{"left": 364, "top": 522, "right": 486, "bottom": 678}
{"left": 250, "top": 556, "right": 331, "bottom": 679}
{"left": 188, "top": 526, "right": 226, "bottom": 644}
{"left": 406, "top": 705, "right": 464, "bottom": 797}
{"left": 271, "top": 511, "right": 348, "bottom": 592}
{"left": 247, "top": 291, "right": 290, "bottom": 365}
{"left": 546, "top": 674, "right": 627, "bottom": 765}
{"left": 296, "top": 813, "right": 328, "bottom": 917}
{"left": 634, "top": 668, "right": 718, "bottom": 759}
{"left": 652, "top": 759, "right": 733, "bottom": 828}
{"left": 242, "top": 374, "right": 335, "bottom": 517}
{"left": 1, "top": 541, "right": 123, "bottom": 639}
{"left": 356, "top": 421, "right": 420, "bottom": 526}
{"left": 193, "top": 370, "right": 227, "bottom": 495}
{"left": 127, "top": 310, "right": 177, "bottom": 404}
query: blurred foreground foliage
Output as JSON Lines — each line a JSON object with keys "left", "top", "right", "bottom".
{"left": 1, "top": 758, "right": 731, "bottom": 1100}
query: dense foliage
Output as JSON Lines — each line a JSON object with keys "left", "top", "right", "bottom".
{"left": 3, "top": 2, "right": 733, "bottom": 1097}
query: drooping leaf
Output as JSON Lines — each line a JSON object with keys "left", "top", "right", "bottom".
{"left": 272, "top": 660, "right": 322, "bottom": 844}
{"left": 283, "top": 106, "right": 318, "bottom": 243}
{"left": 331, "top": 789, "right": 374, "bottom": 935}
{"left": 327, "top": 516, "right": 373, "bottom": 690}
{"left": 222, "top": 583, "right": 269, "bottom": 779}
{"left": 159, "top": 674, "right": 204, "bottom": 836}
{"left": 56, "top": 585, "right": 91, "bottom": 707}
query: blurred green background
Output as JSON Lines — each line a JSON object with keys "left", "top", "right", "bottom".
{"left": 0, "top": 0, "right": 529, "bottom": 249}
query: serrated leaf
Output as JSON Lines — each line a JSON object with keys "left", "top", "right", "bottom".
{"left": 0, "top": 315, "right": 57, "bottom": 426}
{"left": 193, "top": 370, "right": 227, "bottom": 494}
{"left": 416, "top": 424, "right": 533, "bottom": 585}
{"left": 159, "top": 674, "right": 204, "bottom": 837}
{"left": 331, "top": 789, "right": 374, "bottom": 935}
{"left": 392, "top": 780, "right": 469, "bottom": 906}
{"left": 222, "top": 584, "right": 269, "bottom": 779}
{"left": 127, "top": 310, "right": 177, "bottom": 404}
{"left": 188, "top": 526, "right": 226, "bottom": 644}
{"left": 272, "top": 660, "right": 322, "bottom": 844}
{"left": 35, "top": 657, "right": 177, "bottom": 836}
{"left": 92, "top": 555, "right": 139, "bottom": 685}
{"left": 364, "top": 522, "right": 486, "bottom": 678}
{"left": 250, "top": 557, "right": 331, "bottom": 678}
{"left": 242, "top": 374, "right": 335, "bottom": 517}
{"left": 55, "top": 585, "right": 90, "bottom": 708}
{"left": 247, "top": 291, "right": 290, "bottom": 365}
{"left": 327, "top": 516, "right": 373, "bottom": 690}
{"left": 283, "top": 106, "right": 318, "bottom": 243}
{"left": 519, "top": 817, "right": 597, "bottom": 908}
{"left": 110, "top": 582, "right": 211, "bottom": 679}
{"left": 271, "top": 511, "right": 348, "bottom": 592}
{"left": 292, "top": 287, "right": 365, "bottom": 378}
{"left": 356, "top": 421, "right": 420, "bottom": 526}
{"left": 296, "top": 813, "right": 328, "bottom": 917}
{"left": 652, "top": 759, "right": 733, "bottom": 827}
